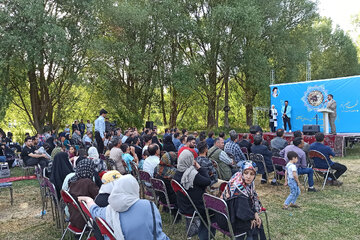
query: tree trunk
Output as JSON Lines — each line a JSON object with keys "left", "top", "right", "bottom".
{"left": 207, "top": 64, "right": 217, "bottom": 128}
{"left": 245, "top": 103, "right": 253, "bottom": 127}
{"left": 169, "top": 86, "right": 178, "bottom": 128}
{"left": 224, "top": 68, "right": 230, "bottom": 128}
{"left": 160, "top": 84, "right": 167, "bottom": 125}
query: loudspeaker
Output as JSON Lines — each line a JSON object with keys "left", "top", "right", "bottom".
{"left": 145, "top": 121, "right": 154, "bottom": 129}
{"left": 302, "top": 125, "right": 320, "bottom": 135}
{"left": 250, "top": 125, "right": 263, "bottom": 134}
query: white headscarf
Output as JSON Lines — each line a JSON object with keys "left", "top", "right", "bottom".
{"left": 105, "top": 175, "right": 140, "bottom": 240}
{"left": 88, "top": 147, "right": 100, "bottom": 159}
{"left": 177, "top": 150, "right": 198, "bottom": 190}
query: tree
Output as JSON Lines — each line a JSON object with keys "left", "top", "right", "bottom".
{"left": 0, "top": 0, "right": 99, "bottom": 133}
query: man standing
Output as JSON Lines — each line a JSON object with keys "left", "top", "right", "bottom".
{"left": 326, "top": 94, "right": 337, "bottom": 135}
{"left": 94, "top": 109, "right": 107, "bottom": 154}
{"left": 79, "top": 120, "right": 86, "bottom": 137}
{"left": 280, "top": 137, "right": 317, "bottom": 192}
{"left": 281, "top": 100, "right": 292, "bottom": 133}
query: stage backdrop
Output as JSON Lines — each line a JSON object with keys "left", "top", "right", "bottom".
{"left": 270, "top": 75, "right": 360, "bottom": 133}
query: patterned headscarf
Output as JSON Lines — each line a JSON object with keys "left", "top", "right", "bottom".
{"left": 154, "top": 152, "right": 177, "bottom": 180}
{"left": 69, "top": 158, "right": 95, "bottom": 184}
{"left": 221, "top": 161, "right": 262, "bottom": 212}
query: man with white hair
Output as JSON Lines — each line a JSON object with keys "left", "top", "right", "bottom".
{"left": 224, "top": 130, "right": 246, "bottom": 165}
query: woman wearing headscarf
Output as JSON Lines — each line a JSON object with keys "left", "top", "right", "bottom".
{"left": 79, "top": 175, "right": 170, "bottom": 240}
{"left": 173, "top": 149, "right": 215, "bottom": 240}
{"left": 68, "top": 158, "right": 99, "bottom": 230}
{"left": 162, "top": 135, "right": 177, "bottom": 152}
{"left": 88, "top": 146, "right": 107, "bottom": 173}
{"left": 217, "top": 161, "right": 266, "bottom": 240}
{"left": 95, "top": 170, "right": 122, "bottom": 207}
{"left": 154, "top": 152, "right": 178, "bottom": 213}
{"left": 50, "top": 152, "right": 74, "bottom": 198}
{"left": 269, "top": 104, "right": 278, "bottom": 133}
{"left": 45, "top": 137, "right": 56, "bottom": 155}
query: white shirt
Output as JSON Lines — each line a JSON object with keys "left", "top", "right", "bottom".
{"left": 121, "top": 136, "right": 128, "bottom": 144}
{"left": 142, "top": 145, "right": 149, "bottom": 154}
{"left": 86, "top": 123, "right": 93, "bottom": 132}
{"left": 142, "top": 155, "right": 160, "bottom": 177}
{"left": 94, "top": 116, "right": 105, "bottom": 138}
{"left": 286, "top": 162, "right": 297, "bottom": 179}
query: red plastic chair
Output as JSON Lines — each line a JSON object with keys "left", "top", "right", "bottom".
{"left": 240, "top": 147, "right": 249, "bottom": 160}
{"left": 60, "top": 190, "right": 93, "bottom": 240}
{"left": 96, "top": 217, "right": 116, "bottom": 240}
{"left": 219, "top": 181, "right": 228, "bottom": 194}
{"left": 203, "top": 193, "right": 246, "bottom": 239}
{"left": 170, "top": 179, "right": 214, "bottom": 238}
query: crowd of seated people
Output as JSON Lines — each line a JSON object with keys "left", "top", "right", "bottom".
{"left": 2, "top": 113, "right": 350, "bottom": 240}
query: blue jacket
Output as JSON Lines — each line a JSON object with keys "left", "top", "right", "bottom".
{"left": 281, "top": 105, "right": 292, "bottom": 118}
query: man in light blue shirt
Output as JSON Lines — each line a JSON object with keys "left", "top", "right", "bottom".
{"left": 94, "top": 109, "right": 107, "bottom": 153}
{"left": 281, "top": 100, "right": 292, "bottom": 132}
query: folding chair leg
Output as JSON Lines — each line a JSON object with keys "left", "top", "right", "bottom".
{"left": 185, "top": 212, "right": 196, "bottom": 239}
{"left": 60, "top": 223, "right": 70, "bottom": 240}
{"left": 322, "top": 171, "right": 330, "bottom": 190}
{"left": 9, "top": 187, "right": 13, "bottom": 205}
{"left": 171, "top": 210, "right": 180, "bottom": 234}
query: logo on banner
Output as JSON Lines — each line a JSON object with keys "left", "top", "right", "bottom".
{"left": 301, "top": 85, "right": 328, "bottom": 111}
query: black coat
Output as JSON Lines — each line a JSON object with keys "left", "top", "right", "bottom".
{"left": 163, "top": 135, "right": 177, "bottom": 152}
{"left": 50, "top": 152, "right": 74, "bottom": 198}
{"left": 173, "top": 167, "right": 211, "bottom": 218}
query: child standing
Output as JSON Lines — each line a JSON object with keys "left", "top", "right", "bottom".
{"left": 283, "top": 151, "right": 301, "bottom": 210}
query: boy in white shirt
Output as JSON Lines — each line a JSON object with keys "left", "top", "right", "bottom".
{"left": 283, "top": 151, "right": 301, "bottom": 210}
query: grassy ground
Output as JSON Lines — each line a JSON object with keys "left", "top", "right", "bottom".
{"left": 1, "top": 146, "right": 360, "bottom": 240}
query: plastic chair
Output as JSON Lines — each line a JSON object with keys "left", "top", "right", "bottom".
{"left": 203, "top": 193, "right": 246, "bottom": 239}
{"left": 219, "top": 181, "right": 228, "bottom": 194}
{"left": 0, "top": 182, "right": 13, "bottom": 205}
{"left": 150, "top": 178, "right": 176, "bottom": 222}
{"left": 308, "top": 150, "right": 337, "bottom": 190}
{"left": 42, "top": 178, "right": 64, "bottom": 232}
{"left": 60, "top": 190, "right": 93, "bottom": 240}
{"left": 18, "top": 158, "right": 35, "bottom": 177}
{"left": 170, "top": 179, "right": 214, "bottom": 239}
{"left": 240, "top": 147, "right": 249, "bottom": 160}
{"left": 138, "top": 170, "right": 155, "bottom": 200}
{"left": 96, "top": 217, "right": 116, "bottom": 240}
{"left": 250, "top": 153, "right": 270, "bottom": 183}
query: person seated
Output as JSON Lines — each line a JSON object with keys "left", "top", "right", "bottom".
{"left": 196, "top": 141, "right": 226, "bottom": 189}
{"left": 206, "top": 131, "right": 215, "bottom": 149}
{"left": 172, "top": 132, "right": 181, "bottom": 150}
{"left": 309, "top": 132, "right": 347, "bottom": 186}
{"left": 177, "top": 135, "right": 187, "bottom": 152}
{"left": 109, "top": 137, "right": 126, "bottom": 174}
{"left": 50, "top": 152, "right": 74, "bottom": 198}
{"left": 238, "top": 134, "right": 252, "bottom": 154}
{"left": 163, "top": 135, "right": 177, "bottom": 152}
{"left": 88, "top": 146, "right": 107, "bottom": 173}
{"left": 293, "top": 131, "right": 310, "bottom": 153}
{"left": 208, "top": 137, "right": 235, "bottom": 181}
{"left": 251, "top": 135, "right": 277, "bottom": 185}
{"left": 178, "top": 135, "right": 198, "bottom": 155}
{"left": 154, "top": 152, "right": 179, "bottom": 218}
{"left": 120, "top": 143, "right": 138, "bottom": 173}
{"left": 82, "top": 131, "right": 93, "bottom": 147}
{"left": 80, "top": 175, "right": 170, "bottom": 240}
{"left": 270, "top": 129, "right": 288, "bottom": 155}
{"left": 71, "top": 129, "right": 82, "bottom": 146}
{"left": 280, "top": 137, "right": 317, "bottom": 192}
{"left": 174, "top": 149, "right": 215, "bottom": 240}
{"left": 217, "top": 161, "right": 266, "bottom": 240}
{"left": 95, "top": 170, "right": 122, "bottom": 207}
{"left": 143, "top": 144, "right": 161, "bottom": 177}
{"left": 224, "top": 130, "right": 246, "bottom": 165}
{"left": 20, "top": 136, "right": 49, "bottom": 169}
{"left": 68, "top": 159, "right": 99, "bottom": 231}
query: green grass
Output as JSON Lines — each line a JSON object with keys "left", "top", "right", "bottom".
{"left": 1, "top": 147, "right": 360, "bottom": 240}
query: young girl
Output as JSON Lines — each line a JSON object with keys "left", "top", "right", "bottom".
{"left": 219, "top": 161, "right": 266, "bottom": 240}
{"left": 283, "top": 151, "right": 301, "bottom": 210}
{"left": 68, "top": 146, "right": 77, "bottom": 166}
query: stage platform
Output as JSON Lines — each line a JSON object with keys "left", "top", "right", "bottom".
{"left": 239, "top": 132, "right": 360, "bottom": 157}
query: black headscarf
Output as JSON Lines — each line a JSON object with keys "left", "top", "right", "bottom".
{"left": 50, "top": 152, "right": 74, "bottom": 198}
{"left": 69, "top": 158, "right": 95, "bottom": 184}
{"left": 163, "top": 135, "right": 177, "bottom": 152}
{"left": 46, "top": 137, "right": 56, "bottom": 153}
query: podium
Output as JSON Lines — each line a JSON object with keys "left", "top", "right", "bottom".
{"left": 317, "top": 108, "right": 334, "bottom": 134}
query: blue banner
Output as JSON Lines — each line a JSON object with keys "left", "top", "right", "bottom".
{"left": 270, "top": 75, "right": 360, "bottom": 133}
